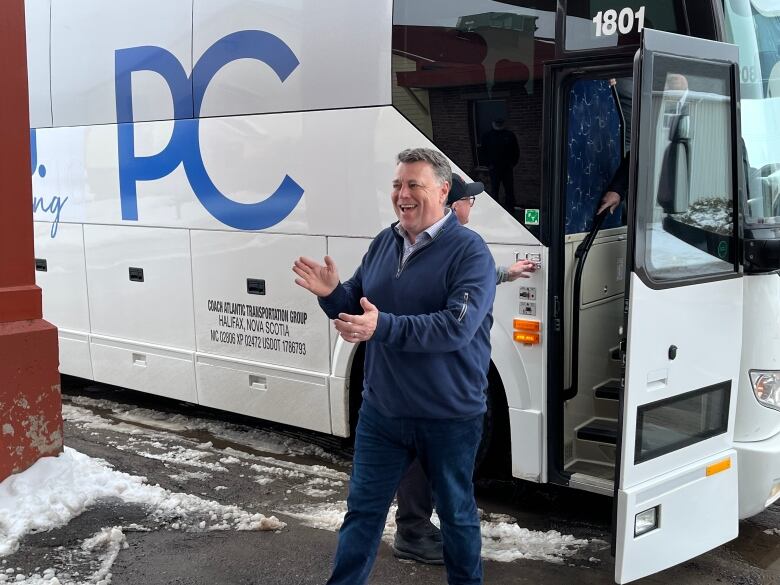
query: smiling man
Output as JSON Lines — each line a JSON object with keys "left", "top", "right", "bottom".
{"left": 293, "top": 148, "right": 496, "bottom": 585}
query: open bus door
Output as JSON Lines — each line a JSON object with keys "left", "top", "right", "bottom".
{"left": 614, "top": 29, "right": 743, "bottom": 583}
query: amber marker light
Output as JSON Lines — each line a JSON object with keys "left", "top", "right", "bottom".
{"left": 513, "top": 319, "right": 541, "bottom": 332}
{"left": 706, "top": 458, "right": 731, "bottom": 476}
{"left": 513, "top": 331, "right": 541, "bottom": 344}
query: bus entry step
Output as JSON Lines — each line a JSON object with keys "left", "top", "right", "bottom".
{"left": 594, "top": 381, "right": 621, "bottom": 401}
{"left": 577, "top": 418, "right": 618, "bottom": 445}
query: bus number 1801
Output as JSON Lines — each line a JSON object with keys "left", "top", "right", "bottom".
{"left": 593, "top": 6, "right": 646, "bottom": 38}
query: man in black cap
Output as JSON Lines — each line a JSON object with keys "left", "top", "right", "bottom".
{"left": 393, "top": 174, "right": 537, "bottom": 564}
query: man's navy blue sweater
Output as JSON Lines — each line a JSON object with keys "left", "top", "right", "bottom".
{"left": 319, "top": 212, "right": 496, "bottom": 419}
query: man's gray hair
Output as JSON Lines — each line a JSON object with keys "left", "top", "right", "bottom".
{"left": 396, "top": 148, "right": 452, "bottom": 186}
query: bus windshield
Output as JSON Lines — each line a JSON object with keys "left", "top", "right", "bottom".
{"left": 725, "top": 0, "right": 780, "bottom": 226}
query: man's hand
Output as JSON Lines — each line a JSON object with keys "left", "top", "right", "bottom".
{"left": 505, "top": 259, "right": 537, "bottom": 282}
{"left": 334, "top": 297, "right": 378, "bottom": 343}
{"left": 597, "top": 190, "right": 621, "bottom": 215}
{"left": 293, "top": 255, "right": 340, "bottom": 297}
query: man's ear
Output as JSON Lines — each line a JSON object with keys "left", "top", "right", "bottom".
{"left": 440, "top": 181, "right": 450, "bottom": 206}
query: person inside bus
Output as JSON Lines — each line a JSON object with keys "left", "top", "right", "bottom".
{"left": 598, "top": 73, "right": 690, "bottom": 216}
{"left": 597, "top": 77, "right": 631, "bottom": 216}
{"left": 293, "top": 148, "right": 496, "bottom": 585}
{"left": 392, "top": 173, "right": 537, "bottom": 565}
{"left": 481, "top": 118, "right": 520, "bottom": 216}
{"left": 597, "top": 155, "right": 628, "bottom": 215}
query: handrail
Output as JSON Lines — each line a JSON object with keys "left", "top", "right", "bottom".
{"left": 562, "top": 208, "right": 610, "bottom": 402}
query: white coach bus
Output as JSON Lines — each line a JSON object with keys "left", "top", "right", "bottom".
{"left": 25, "top": 0, "right": 779, "bottom": 582}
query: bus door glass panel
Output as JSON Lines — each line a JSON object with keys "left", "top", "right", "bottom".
{"left": 615, "top": 30, "right": 742, "bottom": 584}
{"left": 641, "top": 55, "right": 737, "bottom": 280}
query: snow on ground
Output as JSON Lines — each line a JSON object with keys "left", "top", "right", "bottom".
{"left": 8, "top": 391, "right": 605, "bottom": 580}
{"left": 61, "top": 403, "right": 348, "bottom": 486}
{"left": 135, "top": 444, "right": 227, "bottom": 472}
{"left": 0, "top": 447, "right": 285, "bottom": 559}
{"left": 167, "top": 471, "right": 212, "bottom": 482}
{"left": 279, "top": 502, "right": 600, "bottom": 564}
{"left": 66, "top": 395, "right": 345, "bottom": 464}
{"left": 0, "top": 525, "right": 128, "bottom": 585}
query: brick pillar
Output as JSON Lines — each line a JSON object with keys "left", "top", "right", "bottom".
{"left": 0, "top": 0, "right": 62, "bottom": 481}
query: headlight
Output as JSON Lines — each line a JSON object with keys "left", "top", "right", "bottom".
{"left": 749, "top": 370, "right": 780, "bottom": 411}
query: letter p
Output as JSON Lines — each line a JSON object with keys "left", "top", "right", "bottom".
{"left": 115, "top": 46, "right": 193, "bottom": 220}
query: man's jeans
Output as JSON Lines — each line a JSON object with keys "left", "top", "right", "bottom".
{"left": 326, "top": 403, "right": 483, "bottom": 585}
{"left": 395, "top": 458, "right": 437, "bottom": 540}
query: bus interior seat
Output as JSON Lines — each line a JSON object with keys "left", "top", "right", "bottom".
{"left": 564, "top": 79, "right": 625, "bottom": 235}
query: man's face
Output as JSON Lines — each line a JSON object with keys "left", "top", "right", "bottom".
{"left": 451, "top": 199, "right": 472, "bottom": 225}
{"left": 392, "top": 161, "right": 448, "bottom": 241}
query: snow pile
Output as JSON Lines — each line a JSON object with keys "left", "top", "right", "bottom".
{"left": 279, "top": 502, "right": 594, "bottom": 564}
{"left": 0, "top": 448, "right": 284, "bottom": 557}
{"left": 80, "top": 526, "right": 127, "bottom": 584}
{"left": 479, "top": 521, "right": 590, "bottom": 563}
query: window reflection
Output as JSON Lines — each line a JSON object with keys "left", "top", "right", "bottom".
{"left": 642, "top": 58, "right": 736, "bottom": 281}
{"left": 392, "top": 0, "right": 557, "bottom": 219}
{"left": 725, "top": 0, "right": 780, "bottom": 225}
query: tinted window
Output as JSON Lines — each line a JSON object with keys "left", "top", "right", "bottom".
{"left": 565, "top": 0, "right": 687, "bottom": 51}
{"left": 392, "top": 0, "right": 558, "bottom": 221}
{"left": 635, "top": 381, "right": 730, "bottom": 463}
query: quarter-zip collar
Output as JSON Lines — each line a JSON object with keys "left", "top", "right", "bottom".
{"left": 392, "top": 210, "right": 456, "bottom": 277}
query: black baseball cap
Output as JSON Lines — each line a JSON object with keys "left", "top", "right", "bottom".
{"left": 447, "top": 174, "right": 484, "bottom": 206}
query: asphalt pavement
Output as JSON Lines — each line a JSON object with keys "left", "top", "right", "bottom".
{"left": 3, "top": 381, "right": 778, "bottom": 585}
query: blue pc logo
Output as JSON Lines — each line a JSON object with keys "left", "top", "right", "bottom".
{"left": 115, "top": 30, "right": 303, "bottom": 230}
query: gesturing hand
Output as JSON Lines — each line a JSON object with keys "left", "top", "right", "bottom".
{"left": 293, "top": 255, "right": 340, "bottom": 297}
{"left": 334, "top": 297, "right": 378, "bottom": 343}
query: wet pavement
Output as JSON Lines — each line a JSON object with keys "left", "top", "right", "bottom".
{"left": 2, "top": 378, "right": 778, "bottom": 585}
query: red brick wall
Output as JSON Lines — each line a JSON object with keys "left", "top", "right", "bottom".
{"left": 428, "top": 79, "right": 544, "bottom": 210}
